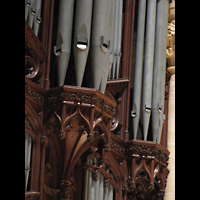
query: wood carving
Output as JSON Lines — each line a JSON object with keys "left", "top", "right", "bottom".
{"left": 166, "top": 20, "right": 175, "bottom": 68}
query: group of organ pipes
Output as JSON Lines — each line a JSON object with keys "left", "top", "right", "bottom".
{"left": 25, "top": 0, "right": 169, "bottom": 144}
{"left": 53, "top": 0, "right": 124, "bottom": 93}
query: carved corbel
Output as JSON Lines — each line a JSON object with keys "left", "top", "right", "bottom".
{"left": 58, "top": 178, "right": 76, "bottom": 200}
{"left": 122, "top": 177, "right": 136, "bottom": 200}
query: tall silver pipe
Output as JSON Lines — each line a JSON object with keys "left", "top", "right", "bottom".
{"left": 25, "top": 0, "right": 31, "bottom": 20}
{"left": 157, "top": 0, "right": 169, "bottom": 144}
{"left": 108, "top": 0, "right": 115, "bottom": 84}
{"left": 99, "top": 172, "right": 104, "bottom": 200}
{"left": 103, "top": 184, "right": 108, "bottom": 200}
{"left": 87, "top": 159, "right": 93, "bottom": 200}
{"left": 25, "top": 133, "right": 32, "bottom": 191}
{"left": 111, "top": 0, "right": 119, "bottom": 79}
{"left": 73, "top": 0, "right": 93, "bottom": 87}
{"left": 90, "top": 0, "right": 110, "bottom": 90}
{"left": 116, "top": 0, "right": 123, "bottom": 79}
{"left": 108, "top": 181, "right": 114, "bottom": 200}
{"left": 131, "top": 0, "right": 146, "bottom": 139}
{"left": 33, "top": 0, "right": 42, "bottom": 36}
{"left": 142, "top": 0, "right": 157, "bottom": 141}
{"left": 100, "top": 0, "right": 115, "bottom": 93}
{"left": 28, "top": 0, "right": 36, "bottom": 28}
{"left": 152, "top": 0, "right": 166, "bottom": 142}
{"left": 54, "top": 0, "right": 74, "bottom": 86}
{"left": 95, "top": 158, "right": 100, "bottom": 199}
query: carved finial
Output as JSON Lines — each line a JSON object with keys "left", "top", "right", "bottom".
{"left": 60, "top": 130, "right": 66, "bottom": 139}
{"left": 103, "top": 144, "right": 110, "bottom": 152}
{"left": 41, "top": 136, "right": 48, "bottom": 147}
{"left": 87, "top": 133, "right": 93, "bottom": 142}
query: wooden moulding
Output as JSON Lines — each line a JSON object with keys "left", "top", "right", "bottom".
{"left": 45, "top": 85, "right": 117, "bottom": 119}
{"left": 110, "top": 133, "right": 169, "bottom": 166}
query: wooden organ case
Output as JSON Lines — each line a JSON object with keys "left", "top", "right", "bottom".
{"left": 25, "top": 0, "right": 171, "bottom": 199}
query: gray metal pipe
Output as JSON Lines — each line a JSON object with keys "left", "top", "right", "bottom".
{"left": 100, "top": 0, "right": 115, "bottom": 93}
{"left": 99, "top": 172, "right": 104, "bottom": 200}
{"left": 111, "top": 0, "right": 119, "bottom": 79}
{"left": 95, "top": 159, "right": 100, "bottom": 199}
{"left": 116, "top": 0, "right": 123, "bottom": 79}
{"left": 157, "top": 0, "right": 169, "bottom": 144}
{"left": 103, "top": 184, "right": 108, "bottom": 200}
{"left": 131, "top": 0, "right": 146, "bottom": 139}
{"left": 25, "top": 0, "right": 31, "bottom": 20}
{"left": 25, "top": 133, "right": 32, "bottom": 191}
{"left": 73, "top": 0, "right": 93, "bottom": 87}
{"left": 90, "top": 0, "right": 110, "bottom": 90}
{"left": 87, "top": 159, "right": 93, "bottom": 200}
{"left": 152, "top": 0, "right": 166, "bottom": 142}
{"left": 33, "top": 0, "right": 42, "bottom": 36}
{"left": 28, "top": 0, "right": 36, "bottom": 28}
{"left": 108, "top": 181, "right": 114, "bottom": 200}
{"left": 54, "top": 0, "right": 74, "bottom": 86}
{"left": 107, "top": 0, "right": 116, "bottom": 82}
{"left": 142, "top": 0, "right": 157, "bottom": 141}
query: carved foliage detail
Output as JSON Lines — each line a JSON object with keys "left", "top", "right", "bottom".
{"left": 167, "top": 20, "right": 175, "bottom": 67}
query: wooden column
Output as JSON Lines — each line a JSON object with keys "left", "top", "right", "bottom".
{"left": 39, "top": 136, "right": 48, "bottom": 200}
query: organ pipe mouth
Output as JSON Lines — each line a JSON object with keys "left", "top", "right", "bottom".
{"left": 36, "top": 16, "right": 42, "bottom": 24}
{"left": 145, "top": 105, "right": 151, "bottom": 113}
{"left": 31, "top": 9, "right": 36, "bottom": 16}
{"left": 77, "top": 41, "right": 87, "bottom": 50}
{"left": 54, "top": 44, "right": 64, "bottom": 56}
{"left": 131, "top": 111, "right": 136, "bottom": 118}
{"left": 100, "top": 36, "right": 110, "bottom": 53}
{"left": 101, "top": 42, "right": 110, "bottom": 53}
{"left": 26, "top": 2, "right": 30, "bottom": 7}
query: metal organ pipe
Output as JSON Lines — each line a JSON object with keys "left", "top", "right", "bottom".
{"left": 25, "top": 0, "right": 42, "bottom": 37}
{"left": 99, "top": 172, "right": 104, "bottom": 200}
{"left": 73, "top": 0, "right": 93, "bottom": 87}
{"left": 131, "top": 0, "right": 147, "bottom": 139}
{"left": 142, "top": 0, "right": 157, "bottom": 141}
{"left": 87, "top": 159, "right": 93, "bottom": 200}
{"left": 25, "top": 0, "right": 30, "bottom": 21}
{"left": 90, "top": 0, "right": 110, "bottom": 90}
{"left": 100, "top": 0, "right": 115, "bottom": 94}
{"left": 33, "top": 0, "right": 42, "bottom": 36}
{"left": 25, "top": 133, "right": 32, "bottom": 191}
{"left": 54, "top": 0, "right": 74, "bottom": 86}
{"left": 152, "top": 0, "right": 167, "bottom": 142}
{"left": 28, "top": 0, "right": 36, "bottom": 28}
{"left": 157, "top": 0, "right": 169, "bottom": 144}
{"left": 111, "top": 0, "right": 119, "bottom": 79}
{"left": 116, "top": 0, "right": 123, "bottom": 79}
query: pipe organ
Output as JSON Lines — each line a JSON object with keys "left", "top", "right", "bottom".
{"left": 131, "top": 0, "right": 169, "bottom": 143}
{"left": 25, "top": 0, "right": 172, "bottom": 199}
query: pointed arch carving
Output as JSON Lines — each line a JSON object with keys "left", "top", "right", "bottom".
{"left": 25, "top": 100, "right": 43, "bottom": 137}
{"left": 63, "top": 106, "right": 91, "bottom": 135}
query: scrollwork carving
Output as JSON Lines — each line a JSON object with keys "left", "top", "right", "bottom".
{"left": 25, "top": 55, "right": 39, "bottom": 79}
{"left": 25, "top": 84, "right": 44, "bottom": 104}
